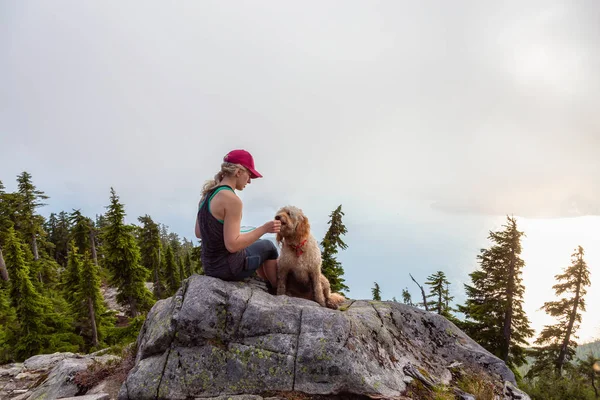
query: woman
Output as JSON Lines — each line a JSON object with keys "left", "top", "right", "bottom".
{"left": 195, "top": 149, "right": 280, "bottom": 288}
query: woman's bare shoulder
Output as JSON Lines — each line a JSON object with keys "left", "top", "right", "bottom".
{"left": 214, "top": 190, "right": 242, "bottom": 209}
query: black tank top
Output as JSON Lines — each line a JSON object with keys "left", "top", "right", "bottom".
{"left": 198, "top": 185, "right": 246, "bottom": 280}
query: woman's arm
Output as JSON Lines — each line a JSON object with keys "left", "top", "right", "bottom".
{"left": 222, "top": 194, "right": 279, "bottom": 253}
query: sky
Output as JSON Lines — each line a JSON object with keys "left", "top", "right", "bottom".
{"left": 1, "top": 1, "right": 599, "bottom": 342}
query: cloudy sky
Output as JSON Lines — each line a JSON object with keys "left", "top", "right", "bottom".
{"left": 1, "top": 1, "right": 599, "bottom": 342}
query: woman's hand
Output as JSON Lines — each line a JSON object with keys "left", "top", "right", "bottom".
{"left": 262, "top": 219, "right": 281, "bottom": 234}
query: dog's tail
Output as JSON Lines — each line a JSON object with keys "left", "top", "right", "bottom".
{"left": 327, "top": 292, "right": 346, "bottom": 309}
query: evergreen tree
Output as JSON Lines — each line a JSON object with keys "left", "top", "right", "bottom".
{"left": 137, "top": 215, "right": 164, "bottom": 298}
{"left": 69, "top": 210, "right": 96, "bottom": 258}
{"left": 425, "top": 271, "right": 454, "bottom": 317}
{"left": 0, "top": 278, "right": 16, "bottom": 362}
{"left": 0, "top": 247, "right": 7, "bottom": 282}
{"left": 178, "top": 257, "right": 186, "bottom": 282}
{"left": 402, "top": 287, "right": 413, "bottom": 306}
{"left": 320, "top": 205, "right": 349, "bottom": 294}
{"left": 46, "top": 211, "right": 71, "bottom": 267}
{"left": 164, "top": 245, "right": 180, "bottom": 296}
{"left": 1, "top": 180, "right": 27, "bottom": 282}
{"left": 4, "top": 227, "right": 54, "bottom": 359}
{"left": 0, "top": 180, "right": 10, "bottom": 281}
{"left": 169, "top": 232, "right": 182, "bottom": 262}
{"left": 44, "top": 213, "right": 58, "bottom": 261}
{"left": 372, "top": 282, "right": 381, "bottom": 301}
{"left": 158, "top": 223, "right": 170, "bottom": 250}
{"left": 77, "top": 251, "right": 112, "bottom": 349}
{"left": 458, "top": 216, "right": 533, "bottom": 368}
{"left": 102, "top": 188, "right": 154, "bottom": 317}
{"left": 15, "top": 172, "right": 48, "bottom": 261}
{"left": 190, "top": 243, "right": 203, "bottom": 275}
{"left": 184, "top": 252, "right": 194, "bottom": 278}
{"left": 63, "top": 241, "right": 83, "bottom": 305}
{"left": 529, "top": 246, "right": 591, "bottom": 377}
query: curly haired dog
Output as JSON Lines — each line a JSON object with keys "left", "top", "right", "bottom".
{"left": 275, "top": 206, "right": 345, "bottom": 309}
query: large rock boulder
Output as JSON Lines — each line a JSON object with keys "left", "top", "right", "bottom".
{"left": 119, "top": 275, "right": 530, "bottom": 400}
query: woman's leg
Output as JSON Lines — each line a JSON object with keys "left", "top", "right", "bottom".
{"left": 241, "top": 239, "right": 279, "bottom": 287}
{"left": 259, "top": 259, "right": 278, "bottom": 288}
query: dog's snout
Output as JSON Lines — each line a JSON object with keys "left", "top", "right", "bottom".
{"left": 275, "top": 215, "right": 281, "bottom": 221}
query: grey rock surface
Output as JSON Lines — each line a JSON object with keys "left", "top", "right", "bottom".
{"left": 57, "top": 394, "right": 110, "bottom": 400}
{"left": 27, "top": 357, "right": 92, "bottom": 400}
{"left": 120, "top": 275, "right": 530, "bottom": 400}
{"left": 23, "top": 353, "right": 78, "bottom": 371}
{"left": 0, "top": 351, "right": 121, "bottom": 400}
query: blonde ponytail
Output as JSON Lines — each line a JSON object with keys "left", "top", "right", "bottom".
{"left": 200, "top": 162, "right": 243, "bottom": 200}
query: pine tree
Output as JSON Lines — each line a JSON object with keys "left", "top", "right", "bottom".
{"left": 458, "top": 216, "right": 533, "bottom": 368}
{"left": 64, "top": 241, "right": 83, "bottom": 305}
{"left": 425, "top": 271, "right": 454, "bottom": 317}
{"left": 529, "top": 246, "right": 591, "bottom": 377}
{"left": 169, "top": 232, "right": 182, "bottom": 262}
{"left": 69, "top": 210, "right": 95, "bottom": 257}
{"left": 178, "top": 257, "right": 186, "bottom": 282}
{"left": 102, "top": 188, "right": 154, "bottom": 317}
{"left": 78, "top": 251, "right": 112, "bottom": 349}
{"left": 402, "top": 288, "right": 413, "bottom": 306}
{"left": 320, "top": 205, "right": 349, "bottom": 294}
{"left": 372, "top": 282, "right": 381, "bottom": 301}
{"left": 0, "top": 180, "right": 10, "bottom": 281}
{"left": 191, "top": 244, "right": 203, "bottom": 275}
{"left": 138, "top": 215, "right": 164, "bottom": 298}
{"left": 184, "top": 252, "right": 194, "bottom": 278}
{"left": 44, "top": 213, "right": 58, "bottom": 260}
{"left": 46, "top": 211, "right": 71, "bottom": 267}
{"left": 164, "top": 245, "right": 180, "bottom": 296}
{"left": 4, "top": 226, "right": 51, "bottom": 359}
{"left": 0, "top": 278, "right": 16, "bottom": 362}
{"left": 15, "top": 172, "right": 48, "bottom": 261}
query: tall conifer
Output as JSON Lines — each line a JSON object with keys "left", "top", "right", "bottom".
{"left": 529, "top": 246, "right": 591, "bottom": 377}
{"left": 320, "top": 205, "right": 349, "bottom": 294}
{"left": 102, "top": 188, "right": 154, "bottom": 317}
{"left": 164, "top": 245, "right": 180, "bottom": 296}
{"left": 425, "top": 271, "right": 454, "bottom": 317}
{"left": 69, "top": 210, "right": 95, "bottom": 257}
{"left": 138, "top": 215, "right": 164, "bottom": 298}
{"left": 78, "top": 251, "right": 111, "bottom": 348}
{"left": 4, "top": 226, "right": 51, "bottom": 359}
{"left": 459, "top": 216, "right": 533, "bottom": 368}
{"left": 372, "top": 282, "right": 381, "bottom": 301}
{"left": 64, "top": 241, "right": 82, "bottom": 305}
{"left": 15, "top": 172, "right": 48, "bottom": 261}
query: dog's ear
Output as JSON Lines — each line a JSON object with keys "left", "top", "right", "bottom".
{"left": 296, "top": 215, "right": 311, "bottom": 241}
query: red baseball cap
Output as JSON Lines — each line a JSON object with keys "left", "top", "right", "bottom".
{"left": 223, "top": 149, "right": 263, "bottom": 179}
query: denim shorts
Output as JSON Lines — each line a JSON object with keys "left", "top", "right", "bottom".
{"left": 236, "top": 239, "right": 279, "bottom": 279}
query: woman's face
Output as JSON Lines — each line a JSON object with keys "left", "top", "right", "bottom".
{"left": 235, "top": 167, "right": 252, "bottom": 190}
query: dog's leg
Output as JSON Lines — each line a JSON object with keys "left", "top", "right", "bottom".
{"left": 320, "top": 275, "right": 336, "bottom": 309}
{"left": 277, "top": 265, "right": 289, "bottom": 296}
{"left": 310, "top": 271, "right": 326, "bottom": 307}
